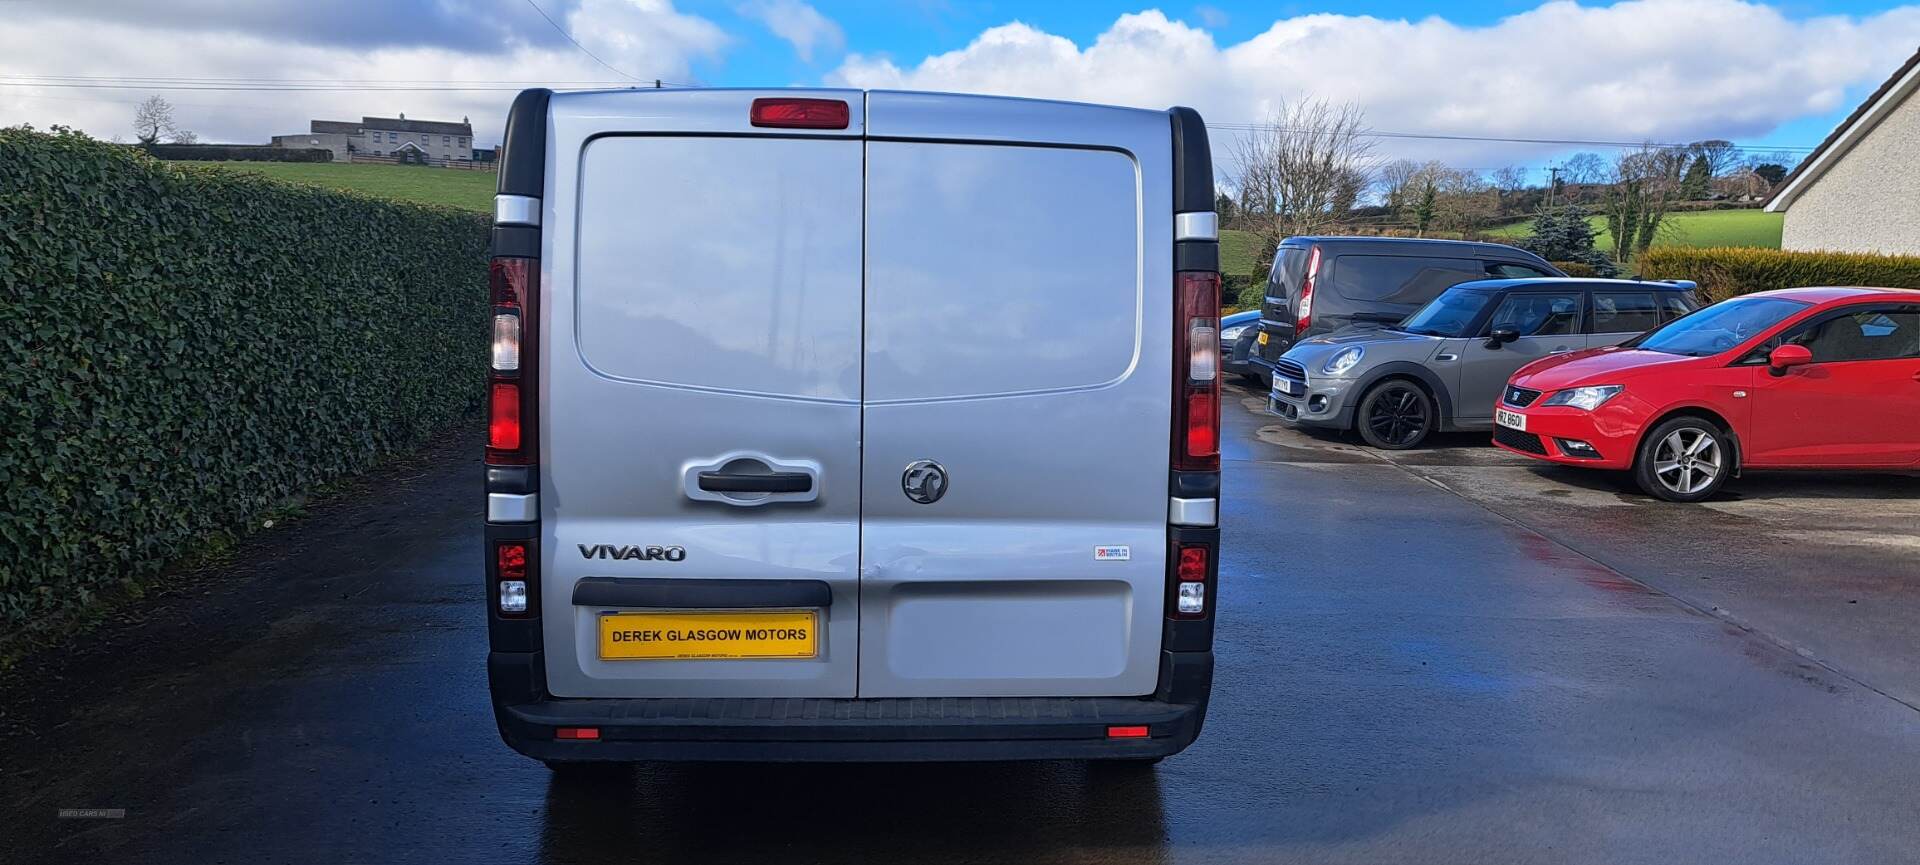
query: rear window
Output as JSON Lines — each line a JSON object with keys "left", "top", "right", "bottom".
{"left": 1267, "top": 247, "right": 1307, "bottom": 299}
{"left": 1327, "top": 255, "right": 1489, "bottom": 304}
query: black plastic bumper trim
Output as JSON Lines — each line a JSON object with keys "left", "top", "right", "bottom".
{"left": 571, "top": 577, "right": 832, "bottom": 609}
{"left": 1169, "top": 470, "right": 1220, "bottom": 499}
{"left": 1175, "top": 239, "right": 1219, "bottom": 273}
{"left": 486, "top": 465, "right": 537, "bottom": 494}
{"left": 492, "top": 225, "right": 540, "bottom": 259}
{"left": 489, "top": 650, "right": 1211, "bottom": 762}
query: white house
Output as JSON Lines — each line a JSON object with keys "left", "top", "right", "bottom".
{"left": 1765, "top": 48, "right": 1920, "bottom": 256}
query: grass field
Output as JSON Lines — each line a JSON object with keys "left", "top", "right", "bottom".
{"left": 1489, "top": 208, "right": 1782, "bottom": 250}
{"left": 200, "top": 162, "right": 496, "bottom": 212}
{"left": 1221, "top": 228, "right": 1262, "bottom": 279}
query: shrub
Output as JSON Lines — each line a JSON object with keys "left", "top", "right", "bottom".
{"left": 1639, "top": 247, "right": 1920, "bottom": 301}
{"left": 0, "top": 127, "right": 489, "bottom": 627}
{"left": 1551, "top": 261, "right": 1598, "bottom": 278}
{"left": 146, "top": 143, "right": 332, "bottom": 162}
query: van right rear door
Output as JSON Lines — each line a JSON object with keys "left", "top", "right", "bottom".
{"left": 855, "top": 93, "right": 1175, "bottom": 698}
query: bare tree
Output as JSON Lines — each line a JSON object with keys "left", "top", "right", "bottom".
{"left": 1226, "top": 99, "right": 1378, "bottom": 272}
{"left": 1375, "top": 159, "right": 1423, "bottom": 212}
{"left": 1559, "top": 151, "right": 1608, "bottom": 185}
{"left": 169, "top": 128, "right": 199, "bottom": 145}
{"left": 133, "top": 95, "right": 177, "bottom": 146}
{"left": 1601, "top": 145, "right": 1688, "bottom": 262}
{"left": 1686, "top": 139, "right": 1739, "bottom": 178}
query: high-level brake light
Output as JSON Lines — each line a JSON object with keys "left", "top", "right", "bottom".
{"left": 750, "top": 98, "right": 850, "bottom": 130}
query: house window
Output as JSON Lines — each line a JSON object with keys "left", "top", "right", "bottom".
{"left": 442, "top": 135, "right": 450, "bottom": 145}
{"left": 459, "top": 137, "right": 468, "bottom": 146}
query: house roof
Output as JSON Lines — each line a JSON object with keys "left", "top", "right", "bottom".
{"left": 310, "top": 120, "right": 361, "bottom": 135}
{"left": 361, "top": 116, "right": 472, "bottom": 136}
{"left": 1766, "top": 46, "right": 1920, "bottom": 212}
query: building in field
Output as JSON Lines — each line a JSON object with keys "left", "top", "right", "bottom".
{"left": 1766, "top": 48, "right": 1920, "bottom": 255}
{"left": 270, "top": 114, "right": 475, "bottom": 166}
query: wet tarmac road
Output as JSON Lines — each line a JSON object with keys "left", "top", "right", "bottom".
{"left": 6, "top": 391, "right": 1920, "bottom": 864}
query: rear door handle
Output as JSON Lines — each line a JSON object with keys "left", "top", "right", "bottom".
{"left": 697, "top": 471, "right": 812, "bottom": 493}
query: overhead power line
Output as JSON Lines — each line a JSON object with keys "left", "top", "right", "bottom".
{"left": 520, "top": 0, "right": 642, "bottom": 83}
{"left": 0, "top": 76, "right": 697, "bottom": 92}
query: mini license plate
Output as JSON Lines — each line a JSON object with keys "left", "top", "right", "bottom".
{"left": 598, "top": 610, "right": 818, "bottom": 660}
{"left": 1273, "top": 377, "right": 1298, "bottom": 396}
{"left": 1495, "top": 407, "right": 1528, "bottom": 431}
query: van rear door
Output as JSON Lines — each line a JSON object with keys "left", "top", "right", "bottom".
{"left": 540, "top": 90, "right": 865, "bottom": 698}
{"left": 856, "top": 93, "right": 1174, "bottom": 697}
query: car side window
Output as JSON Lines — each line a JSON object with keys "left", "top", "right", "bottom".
{"left": 1592, "top": 291, "right": 1660, "bottom": 333}
{"left": 1486, "top": 292, "right": 1582, "bottom": 337}
{"left": 1777, "top": 306, "right": 1920, "bottom": 363}
{"left": 1659, "top": 293, "right": 1698, "bottom": 323}
{"left": 1326, "top": 256, "right": 1488, "bottom": 303}
{"left": 1486, "top": 262, "right": 1554, "bottom": 279}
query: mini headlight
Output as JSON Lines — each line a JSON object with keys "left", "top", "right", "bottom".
{"left": 1542, "top": 385, "right": 1623, "bottom": 411}
{"left": 1322, "top": 346, "right": 1365, "bottom": 376}
{"left": 1220, "top": 325, "right": 1249, "bottom": 342}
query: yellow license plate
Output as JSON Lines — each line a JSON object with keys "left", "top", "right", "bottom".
{"left": 1257, "top": 331, "right": 1270, "bottom": 346}
{"left": 598, "top": 610, "right": 818, "bottom": 660}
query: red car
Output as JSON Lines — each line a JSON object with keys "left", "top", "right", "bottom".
{"left": 1494, "top": 287, "right": 1920, "bottom": 502}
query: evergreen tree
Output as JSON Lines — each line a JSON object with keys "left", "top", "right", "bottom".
{"left": 1517, "top": 205, "right": 1618, "bottom": 277}
{"left": 1680, "top": 154, "right": 1711, "bottom": 200}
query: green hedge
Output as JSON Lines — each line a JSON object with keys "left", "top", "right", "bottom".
{"left": 1640, "top": 246, "right": 1920, "bottom": 301}
{"left": 0, "top": 128, "right": 489, "bottom": 626}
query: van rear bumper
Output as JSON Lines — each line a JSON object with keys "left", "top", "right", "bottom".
{"left": 489, "top": 650, "right": 1211, "bottom": 763}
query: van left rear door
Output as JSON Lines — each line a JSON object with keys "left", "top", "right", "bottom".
{"left": 540, "top": 90, "right": 866, "bottom": 699}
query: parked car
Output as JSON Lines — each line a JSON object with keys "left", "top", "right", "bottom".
{"left": 1221, "top": 309, "right": 1261, "bottom": 381}
{"left": 1496, "top": 287, "right": 1920, "bottom": 502}
{"left": 1269, "top": 278, "right": 1701, "bottom": 449}
{"left": 1251, "top": 237, "right": 1566, "bottom": 382}
{"left": 483, "top": 88, "right": 1222, "bottom": 766}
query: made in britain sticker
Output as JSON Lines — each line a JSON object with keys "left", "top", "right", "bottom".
{"left": 1094, "top": 546, "right": 1131, "bottom": 561}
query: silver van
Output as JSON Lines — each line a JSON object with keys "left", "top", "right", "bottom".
{"left": 482, "top": 88, "right": 1222, "bottom": 764}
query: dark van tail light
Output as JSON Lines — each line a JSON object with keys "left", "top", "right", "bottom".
{"left": 1174, "top": 271, "right": 1221, "bottom": 471}
{"left": 486, "top": 258, "right": 537, "bottom": 465}
{"left": 1173, "top": 543, "right": 1208, "bottom": 618}
{"left": 495, "top": 539, "right": 536, "bottom": 617}
{"left": 1295, "top": 245, "right": 1321, "bottom": 337}
{"left": 750, "top": 98, "right": 850, "bottom": 129}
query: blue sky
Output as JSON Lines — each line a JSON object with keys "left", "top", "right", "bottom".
{"left": 685, "top": 0, "right": 1913, "bottom": 156}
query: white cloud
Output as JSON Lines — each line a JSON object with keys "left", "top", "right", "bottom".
{"left": 739, "top": 0, "right": 846, "bottom": 64}
{"left": 0, "top": 0, "right": 727, "bottom": 146}
{"left": 831, "top": 1, "right": 1920, "bottom": 169}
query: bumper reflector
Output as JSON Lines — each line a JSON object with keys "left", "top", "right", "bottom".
{"left": 1107, "top": 725, "right": 1150, "bottom": 739}
{"left": 554, "top": 727, "right": 600, "bottom": 741}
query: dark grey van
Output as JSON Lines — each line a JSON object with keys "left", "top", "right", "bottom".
{"left": 1251, "top": 237, "right": 1565, "bottom": 379}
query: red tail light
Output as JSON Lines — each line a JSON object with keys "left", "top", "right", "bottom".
{"left": 554, "top": 727, "right": 600, "bottom": 741}
{"left": 1176, "top": 546, "right": 1208, "bottom": 582}
{"left": 488, "top": 382, "right": 521, "bottom": 450}
{"left": 750, "top": 98, "right": 850, "bottom": 129}
{"left": 1296, "top": 245, "right": 1321, "bottom": 337}
{"left": 1106, "top": 725, "right": 1150, "bottom": 739}
{"left": 486, "top": 258, "right": 536, "bottom": 465}
{"left": 1173, "top": 271, "right": 1221, "bottom": 471}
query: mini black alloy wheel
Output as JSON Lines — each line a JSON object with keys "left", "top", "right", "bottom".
{"left": 1357, "top": 381, "right": 1434, "bottom": 450}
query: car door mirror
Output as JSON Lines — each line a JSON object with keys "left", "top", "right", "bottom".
{"left": 1485, "top": 327, "right": 1520, "bottom": 349}
{"left": 1768, "top": 343, "right": 1813, "bottom": 376}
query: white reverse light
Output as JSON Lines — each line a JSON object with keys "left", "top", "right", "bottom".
{"left": 499, "top": 579, "right": 528, "bottom": 613}
{"left": 1177, "top": 582, "right": 1206, "bottom": 615}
